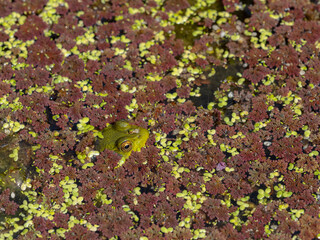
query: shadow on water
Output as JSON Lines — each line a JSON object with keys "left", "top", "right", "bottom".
{"left": 190, "top": 60, "right": 245, "bottom": 108}
{"left": 0, "top": 135, "right": 33, "bottom": 222}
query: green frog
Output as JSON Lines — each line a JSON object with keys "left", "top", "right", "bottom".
{"left": 97, "top": 120, "right": 149, "bottom": 165}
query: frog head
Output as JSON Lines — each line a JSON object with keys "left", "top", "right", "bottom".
{"left": 97, "top": 120, "right": 149, "bottom": 159}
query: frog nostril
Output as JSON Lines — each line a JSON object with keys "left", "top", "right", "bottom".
{"left": 128, "top": 129, "right": 139, "bottom": 134}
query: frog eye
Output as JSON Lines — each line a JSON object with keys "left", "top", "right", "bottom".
{"left": 120, "top": 140, "right": 132, "bottom": 152}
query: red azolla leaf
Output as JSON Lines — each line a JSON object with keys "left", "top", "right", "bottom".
{"left": 181, "top": 171, "right": 205, "bottom": 194}
{"left": 164, "top": 0, "right": 189, "bottom": 12}
{"left": 165, "top": 227, "right": 193, "bottom": 240}
{"left": 156, "top": 113, "right": 176, "bottom": 134}
{"left": 164, "top": 178, "right": 181, "bottom": 195}
{"left": 223, "top": 0, "right": 239, "bottom": 12}
{"left": 0, "top": 189, "right": 19, "bottom": 215}
{"left": 15, "top": 15, "right": 47, "bottom": 41}
{"left": 33, "top": 148, "right": 54, "bottom": 171}
{"left": 220, "top": 223, "right": 248, "bottom": 240}
{"left": 99, "top": 174, "right": 136, "bottom": 206}
{"left": 247, "top": 161, "right": 272, "bottom": 185}
{"left": 223, "top": 175, "right": 252, "bottom": 199}
{"left": 276, "top": 105, "right": 302, "bottom": 131}
{"left": 56, "top": 4, "right": 68, "bottom": 15}
{"left": 300, "top": 87, "right": 320, "bottom": 112}
{"left": 285, "top": 76, "right": 301, "bottom": 91}
{"left": 244, "top": 48, "right": 268, "bottom": 67}
{"left": 93, "top": 148, "right": 122, "bottom": 171}
{"left": 195, "top": 57, "right": 208, "bottom": 68}
{"left": 15, "top": 70, "right": 33, "bottom": 90}
{"left": 196, "top": 111, "right": 214, "bottom": 132}
{"left": 20, "top": 92, "right": 50, "bottom": 112}
{"left": 202, "top": 198, "right": 231, "bottom": 221}
{"left": 68, "top": 101, "right": 84, "bottom": 122}
{"left": 114, "top": 91, "right": 132, "bottom": 109}
{"left": 268, "top": 135, "right": 303, "bottom": 162}
{"left": 33, "top": 68, "right": 50, "bottom": 86}
{"left": 179, "top": 132, "right": 207, "bottom": 151}
{"left": 247, "top": 11, "right": 278, "bottom": 31}
{"left": 83, "top": 107, "right": 108, "bottom": 129}
{"left": 192, "top": 214, "right": 205, "bottom": 229}
{"left": 140, "top": 45, "right": 175, "bottom": 72}
{"left": 268, "top": 0, "right": 293, "bottom": 12}
{"left": 274, "top": 210, "right": 299, "bottom": 235}
{"left": 296, "top": 154, "right": 319, "bottom": 172}
{"left": 179, "top": 151, "right": 204, "bottom": 169}
{"left": 65, "top": 224, "right": 100, "bottom": 240}
{"left": 85, "top": 60, "right": 101, "bottom": 78}
{"left": 0, "top": 32, "right": 9, "bottom": 42}
{"left": 265, "top": 49, "right": 284, "bottom": 68}
{"left": 27, "top": 36, "right": 63, "bottom": 68}
{"left": 265, "top": 116, "right": 286, "bottom": 139}
{"left": 280, "top": 62, "right": 300, "bottom": 77}
{"left": 163, "top": 37, "right": 184, "bottom": 56}
{"left": 53, "top": 13, "right": 85, "bottom": 39}
{"left": 0, "top": 1, "right": 13, "bottom": 17}
{"left": 305, "top": 205, "right": 320, "bottom": 218}
{"left": 13, "top": 0, "right": 47, "bottom": 14}
{"left": 299, "top": 214, "right": 320, "bottom": 239}
{"left": 204, "top": 146, "right": 225, "bottom": 171}
{"left": 278, "top": 44, "right": 299, "bottom": 61}
{"left": 242, "top": 65, "right": 270, "bottom": 84}
{"left": 227, "top": 39, "right": 250, "bottom": 58}
{"left": 92, "top": 205, "right": 133, "bottom": 238}
{"left": 288, "top": 19, "right": 320, "bottom": 44}
{"left": 55, "top": 114, "right": 69, "bottom": 130}
{"left": 66, "top": 0, "right": 92, "bottom": 12}
{"left": 248, "top": 96, "right": 269, "bottom": 122}
{"left": 41, "top": 184, "right": 65, "bottom": 205}
{"left": 284, "top": 190, "right": 315, "bottom": 209}
{"left": 79, "top": 9, "right": 97, "bottom": 26}
{"left": 33, "top": 216, "right": 55, "bottom": 234}
{"left": 132, "top": 192, "right": 159, "bottom": 218}
{"left": 206, "top": 228, "right": 229, "bottom": 240}
{"left": 0, "top": 64, "right": 14, "bottom": 81}
{"left": 59, "top": 55, "right": 86, "bottom": 82}
{"left": 242, "top": 206, "right": 272, "bottom": 239}
{"left": 56, "top": 34, "right": 76, "bottom": 51}
{"left": 267, "top": 32, "right": 286, "bottom": 47}
{"left": 305, "top": 58, "right": 320, "bottom": 85}
{"left": 205, "top": 175, "right": 226, "bottom": 198}
{"left": 161, "top": 75, "right": 177, "bottom": 92}
{"left": 215, "top": 124, "right": 237, "bottom": 138}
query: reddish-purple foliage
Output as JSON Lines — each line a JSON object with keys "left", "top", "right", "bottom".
{"left": 164, "top": 0, "right": 189, "bottom": 12}
{"left": 64, "top": 224, "right": 100, "bottom": 240}
{"left": 59, "top": 55, "right": 86, "bottom": 82}
{"left": 0, "top": 0, "right": 319, "bottom": 238}
{"left": 33, "top": 216, "right": 55, "bottom": 236}
{"left": 247, "top": 96, "right": 269, "bottom": 122}
{"left": 223, "top": 0, "right": 240, "bottom": 12}
{"left": 0, "top": 189, "right": 19, "bottom": 215}
{"left": 15, "top": 15, "right": 47, "bottom": 41}
{"left": 13, "top": 0, "right": 47, "bottom": 14}
{"left": 242, "top": 206, "right": 272, "bottom": 239}
{"left": 91, "top": 205, "right": 133, "bottom": 238}
{"left": 202, "top": 198, "right": 232, "bottom": 221}
{"left": 268, "top": 136, "right": 303, "bottom": 162}
{"left": 27, "top": 36, "right": 63, "bottom": 68}
{"left": 242, "top": 65, "right": 270, "bottom": 84}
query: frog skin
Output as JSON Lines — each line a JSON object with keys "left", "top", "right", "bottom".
{"left": 97, "top": 120, "right": 149, "bottom": 160}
